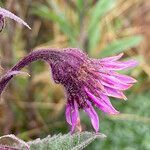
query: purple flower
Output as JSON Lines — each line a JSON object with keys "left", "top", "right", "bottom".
{"left": 0, "top": 7, "right": 31, "bottom": 31}
{"left": 0, "top": 48, "right": 137, "bottom": 133}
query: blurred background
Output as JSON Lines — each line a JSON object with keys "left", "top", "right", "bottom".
{"left": 0, "top": 0, "right": 150, "bottom": 149}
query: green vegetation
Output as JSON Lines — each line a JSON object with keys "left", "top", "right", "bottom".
{"left": 0, "top": 0, "right": 149, "bottom": 149}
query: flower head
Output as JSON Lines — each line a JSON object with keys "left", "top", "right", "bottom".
{"left": 0, "top": 48, "right": 137, "bottom": 133}
{"left": 0, "top": 7, "right": 31, "bottom": 31}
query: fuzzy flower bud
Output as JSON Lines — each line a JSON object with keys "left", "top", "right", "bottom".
{"left": 0, "top": 7, "right": 31, "bottom": 31}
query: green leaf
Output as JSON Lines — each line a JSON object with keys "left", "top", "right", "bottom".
{"left": 0, "top": 134, "right": 29, "bottom": 149}
{"left": 89, "top": 24, "right": 101, "bottom": 51}
{"left": 88, "top": 0, "right": 116, "bottom": 34}
{"left": 31, "top": 5, "right": 77, "bottom": 45}
{"left": 100, "top": 35, "right": 143, "bottom": 57}
{"left": 29, "top": 132, "right": 106, "bottom": 150}
{"left": 0, "top": 132, "right": 106, "bottom": 150}
{"left": 88, "top": 0, "right": 116, "bottom": 52}
{"left": 76, "top": 0, "right": 84, "bottom": 11}
{"left": 88, "top": 92, "right": 150, "bottom": 149}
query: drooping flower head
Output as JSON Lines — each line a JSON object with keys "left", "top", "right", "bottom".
{"left": 0, "top": 7, "right": 31, "bottom": 31}
{"left": 0, "top": 48, "right": 137, "bottom": 133}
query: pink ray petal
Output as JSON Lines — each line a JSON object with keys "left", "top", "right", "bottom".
{"left": 71, "top": 100, "right": 80, "bottom": 133}
{"left": 99, "top": 53, "right": 124, "bottom": 62}
{"left": 100, "top": 60, "right": 138, "bottom": 70}
{"left": 100, "top": 74, "right": 133, "bottom": 90}
{"left": 104, "top": 86, "right": 127, "bottom": 100}
{"left": 85, "top": 87, "right": 119, "bottom": 115}
{"left": 112, "top": 72, "right": 137, "bottom": 83}
{"left": 84, "top": 101, "right": 99, "bottom": 132}
{"left": 65, "top": 103, "right": 72, "bottom": 125}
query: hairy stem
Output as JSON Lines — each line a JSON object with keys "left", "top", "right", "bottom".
{"left": 0, "top": 49, "right": 61, "bottom": 95}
